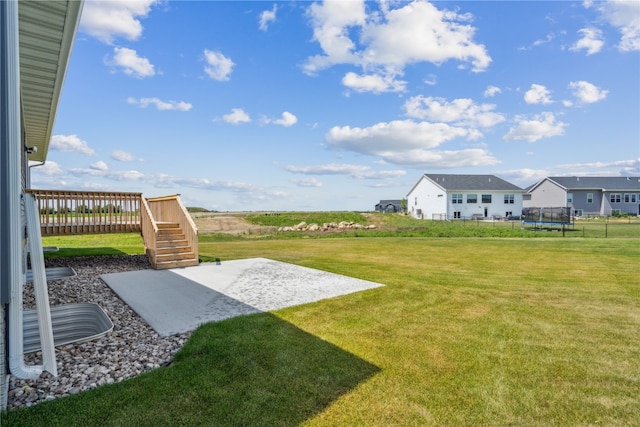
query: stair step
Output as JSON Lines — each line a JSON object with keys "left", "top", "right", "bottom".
{"left": 156, "top": 239, "right": 189, "bottom": 248}
{"left": 156, "top": 233, "right": 186, "bottom": 240}
{"left": 156, "top": 245, "right": 192, "bottom": 255}
{"left": 154, "top": 258, "right": 199, "bottom": 270}
{"left": 157, "top": 222, "right": 179, "bottom": 229}
{"left": 158, "top": 228, "right": 183, "bottom": 236}
{"left": 156, "top": 251, "right": 197, "bottom": 262}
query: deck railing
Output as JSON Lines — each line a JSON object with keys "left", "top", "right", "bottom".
{"left": 26, "top": 189, "right": 142, "bottom": 235}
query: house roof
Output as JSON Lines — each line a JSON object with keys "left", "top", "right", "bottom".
{"left": 19, "top": 0, "right": 83, "bottom": 162}
{"left": 532, "top": 176, "right": 640, "bottom": 192}
{"left": 423, "top": 174, "right": 523, "bottom": 192}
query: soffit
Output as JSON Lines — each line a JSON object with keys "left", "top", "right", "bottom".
{"left": 18, "top": 0, "right": 83, "bottom": 162}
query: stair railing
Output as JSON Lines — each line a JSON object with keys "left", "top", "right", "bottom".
{"left": 140, "top": 197, "right": 159, "bottom": 265}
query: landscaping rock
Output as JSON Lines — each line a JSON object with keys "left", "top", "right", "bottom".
{"left": 8, "top": 255, "right": 190, "bottom": 409}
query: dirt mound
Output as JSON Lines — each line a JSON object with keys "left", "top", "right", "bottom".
{"left": 191, "top": 212, "right": 275, "bottom": 235}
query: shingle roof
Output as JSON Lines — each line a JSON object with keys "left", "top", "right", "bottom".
{"left": 425, "top": 174, "right": 523, "bottom": 191}
{"left": 545, "top": 176, "right": 640, "bottom": 191}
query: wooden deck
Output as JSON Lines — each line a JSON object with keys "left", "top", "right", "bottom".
{"left": 27, "top": 189, "right": 198, "bottom": 269}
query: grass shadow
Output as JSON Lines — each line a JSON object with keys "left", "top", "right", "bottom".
{"left": 3, "top": 313, "right": 380, "bottom": 426}
{"left": 44, "top": 247, "right": 130, "bottom": 258}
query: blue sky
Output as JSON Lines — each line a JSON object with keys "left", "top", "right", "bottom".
{"left": 34, "top": 0, "right": 640, "bottom": 211}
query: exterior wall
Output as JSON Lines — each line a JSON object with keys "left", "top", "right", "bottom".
{"left": 407, "top": 176, "right": 523, "bottom": 220}
{"left": 447, "top": 191, "right": 523, "bottom": 219}
{"left": 570, "top": 190, "right": 604, "bottom": 216}
{"left": 524, "top": 179, "right": 566, "bottom": 208}
{"left": 601, "top": 191, "right": 640, "bottom": 216}
{"left": 407, "top": 177, "right": 447, "bottom": 219}
{"left": 0, "top": 303, "right": 5, "bottom": 410}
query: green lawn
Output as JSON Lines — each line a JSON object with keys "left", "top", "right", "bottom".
{"left": 3, "top": 233, "right": 639, "bottom": 425}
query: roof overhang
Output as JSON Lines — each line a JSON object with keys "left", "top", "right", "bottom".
{"left": 19, "top": 0, "right": 83, "bottom": 162}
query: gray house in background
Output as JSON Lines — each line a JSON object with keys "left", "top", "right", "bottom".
{"left": 375, "top": 200, "right": 404, "bottom": 213}
{"left": 524, "top": 176, "right": 640, "bottom": 217}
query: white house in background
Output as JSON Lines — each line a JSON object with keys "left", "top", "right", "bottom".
{"left": 524, "top": 176, "right": 640, "bottom": 217}
{"left": 406, "top": 174, "right": 525, "bottom": 220}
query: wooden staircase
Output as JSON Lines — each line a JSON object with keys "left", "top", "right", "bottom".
{"left": 140, "top": 195, "right": 199, "bottom": 270}
{"left": 154, "top": 221, "right": 199, "bottom": 269}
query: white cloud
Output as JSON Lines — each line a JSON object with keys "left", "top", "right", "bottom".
{"left": 80, "top": 0, "right": 159, "bottom": 44}
{"left": 568, "top": 80, "right": 608, "bottom": 104}
{"left": 555, "top": 158, "right": 639, "bottom": 172}
{"left": 111, "top": 150, "right": 137, "bottom": 162}
{"left": 127, "top": 97, "right": 192, "bottom": 111}
{"left": 592, "top": 0, "right": 640, "bottom": 52}
{"left": 203, "top": 49, "right": 235, "bottom": 81}
{"left": 70, "top": 167, "right": 144, "bottom": 181}
{"left": 379, "top": 148, "right": 499, "bottom": 169}
{"left": 286, "top": 163, "right": 372, "bottom": 176}
{"left": 533, "top": 33, "right": 555, "bottom": 47}
{"left": 303, "top": 0, "right": 491, "bottom": 85}
{"left": 290, "top": 177, "right": 323, "bottom": 188}
{"left": 272, "top": 112, "right": 298, "bottom": 127}
{"left": 424, "top": 74, "right": 438, "bottom": 86}
{"left": 259, "top": 4, "right": 277, "bottom": 31}
{"left": 147, "top": 174, "right": 290, "bottom": 206}
{"left": 484, "top": 85, "right": 501, "bottom": 98}
{"left": 50, "top": 135, "right": 96, "bottom": 156}
{"left": 504, "top": 158, "right": 640, "bottom": 185}
{"left": 109, "top": 47, "right": 155, "bottom": 78}
{"left": 32, "top": 161, "right": 64, "bottom": 176}
{"left": 222, "top": 108, "right": 251, "bottom": 124}
{"left": 503, "top": 112, "right": 566, "bottom": 143}
{"left": 570, "top": 27, "right": 605, "bottom": 55}
{"left": 304, "top": 0, "right": 366, "bottom": 74}
{"left": 499, "top": 168, "right": 550, "bottom": 186}
{"left": 404, "top": 96, "right": 505, "bottom": 128}
{"left": 524, "top": 84, "right": 553, "bottom": 105}
{"left": 91, "top": 161, "right": 109, "bottom": 171}
{"left": 323, "top": 120, "right": 499, "bottom": 168}
{"left": 342, "top": 71, "right": 407, "bottom": 93}
{"left": 326, "top": 120, "right": 470, "bottom": 154}
{"left": 518, "top": 33, "right": 555, "bottom": 51}
{"left": 285, "top": 163, "right": 406, "bottom": 179}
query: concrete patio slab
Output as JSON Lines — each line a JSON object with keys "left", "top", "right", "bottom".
{"left": 101, "top": 258, "right": 384, "bottom": 336}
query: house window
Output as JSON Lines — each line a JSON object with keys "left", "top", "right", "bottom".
{"left": 632, "top": 194, "right": 637, "bottom": 203}
{"left": 415, "top": 197, "right": 417, "bottom": 206}
{"left": 575, "top": 209, "right": 583, "bottom": 217}
{"left": 505, "top": 211, "right": 513, "bottom": 218}
{"left": 624, "top": 194, "right": 630, "bottom": 203}
{"left": 481, "top": 194, "right": 491, "bottom": 203}
{"left": 453, "top": 211, "right": 461, "bottom": 219}
{"left": 452, "top": 194, "right": 463, "bottom": 204}
{"left": 467, "top": 194, "right": 477, "bottom": 204}
{"left": 504, "top": 194, "right": 514, "bottom": 204}
{"left": 587, "top": 193, "right": 593, "bottom": 204}
{"left": 610, "top": 193, "right": 621, "bottom": 203}
{"left": 567, "top": 193, "right": 573, "bottom": 204}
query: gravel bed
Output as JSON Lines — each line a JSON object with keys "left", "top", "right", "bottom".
{"left": 7, "top": 255, "right": 190, "bottom": 409}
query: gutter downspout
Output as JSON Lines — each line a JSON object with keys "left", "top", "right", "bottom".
{"left": 23, "top": 194, "right": 57, "bottom": 377}
{"left": 1, "top": 0, "right": 46, "bottom": 380}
